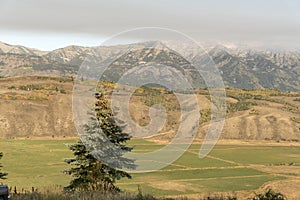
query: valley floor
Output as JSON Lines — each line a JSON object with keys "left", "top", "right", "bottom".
{"left": 1, "top": 138, "right": 300, "bottom": 199}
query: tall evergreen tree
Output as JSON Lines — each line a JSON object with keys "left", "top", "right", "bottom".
{"left": 64, "top": 90, "right": 135, "bottom": 192}
{"left": 0, "top": 152, "right": 7, "bottom": 180}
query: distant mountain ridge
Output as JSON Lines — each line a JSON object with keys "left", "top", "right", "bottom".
{"left": 0, "top": 41, "right": 299, "bottom": 91}
{"left": 0, "top": 41, "right": 49, "bottom": 56}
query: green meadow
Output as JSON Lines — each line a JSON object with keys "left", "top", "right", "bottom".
{"left": 0, "top": 139, "right": 74, "bottom": 188}
{"left": 1, "top": 139, "right": 299, "bottom": 196}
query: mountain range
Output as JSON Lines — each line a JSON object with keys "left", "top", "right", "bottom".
{"left": 0, "top": 41, "right": 299, "bottom": 91}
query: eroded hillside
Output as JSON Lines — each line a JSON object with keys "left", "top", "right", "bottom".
{"left": 0, "top": 76, "right": 76, "bottom": 138}
{"left": 0, "top": 76, "right": 299, "bottom": 141}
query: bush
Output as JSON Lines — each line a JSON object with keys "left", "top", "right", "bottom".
{"left": 227, "top": 93, "right": 253, "bottom": 101}
{"left": 293, "top": 98, "right": 300, "bottom": 102}
{"left": 10, "top": 190, "right": 167, "bottom": 200}
{"left": 60, "top": 89, "right": 66, "bottom": 94}
{"left": 251, "top": 188, "right": 286, "bottom": 200}
{"left": 227, "top": 101, "right": 256, "bottom": 113}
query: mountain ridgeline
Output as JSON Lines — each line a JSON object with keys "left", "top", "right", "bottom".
{"left": 0, "top": 41, "right": 299, "bottom": 91}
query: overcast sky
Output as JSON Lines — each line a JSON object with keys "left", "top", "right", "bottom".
{"left": 0, "top": 0, "right": 299, "bottom": 50}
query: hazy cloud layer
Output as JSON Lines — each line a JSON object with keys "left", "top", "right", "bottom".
{"left": 0, "top": 0, "right": 300, "bottom": 48}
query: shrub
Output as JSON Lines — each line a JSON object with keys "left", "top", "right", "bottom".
{"left": 251, "top": 188, "right": 286, "bottom": 200}
{"left": 227, "top": 101, "right": 256, "bottom": 113}
{"left": 60, "top": 89, "right": 66, "bottom": 94}
{"left": 293, "top": 98, "right": 300, "bottom": 102}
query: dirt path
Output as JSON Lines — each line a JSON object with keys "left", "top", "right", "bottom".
{"left": 156, "top": 165, "right": 251, "bottom": 172}
{"left": 185, "top": 148, "right": 243, "bottom": 166}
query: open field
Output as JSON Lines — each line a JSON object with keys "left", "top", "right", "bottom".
{"left": 117, "top": 140, "right": 300, "bottom": 198}
{"left": 1, "top": 139, "right": 300, "bottom": 198}
{"left": 0, "top": 139, "right": 75, "bottom": 188}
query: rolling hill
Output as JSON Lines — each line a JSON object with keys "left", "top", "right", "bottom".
{"left": 0, "top": 76, "right": 299, "bottom": 142}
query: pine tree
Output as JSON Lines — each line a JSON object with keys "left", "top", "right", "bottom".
{"left": 0, "top": 152, "right": 7, "bottom": 180}
{"left": 64, "top": 90, "right": 135, "bottom": 192}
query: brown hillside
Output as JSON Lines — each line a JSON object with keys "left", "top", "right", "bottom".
{"left": 0, "top": 76, "right": 76, "bottom": 138}
{"left": 0, "top": 76, "right": 299, "bottom": 142}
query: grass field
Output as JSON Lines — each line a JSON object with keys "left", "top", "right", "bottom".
{"left": 1, "top": 139, "right": 299, "bottom": 197}
{"left": 0, "top": 139, "right": 75, "bottom": 188}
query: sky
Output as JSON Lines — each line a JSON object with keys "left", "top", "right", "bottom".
{"left": 0, "top": 0, "right": 300, "bottom": 50}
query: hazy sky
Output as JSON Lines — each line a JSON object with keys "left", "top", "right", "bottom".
{"left": 0, "top": 0, "right": 299, "bottom": 50}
